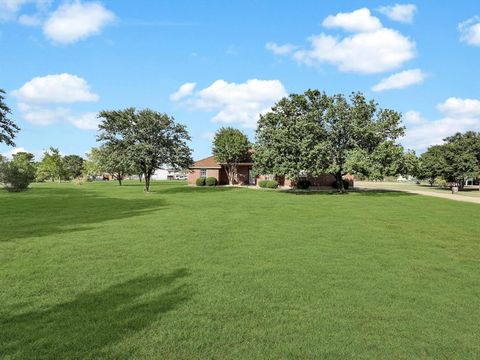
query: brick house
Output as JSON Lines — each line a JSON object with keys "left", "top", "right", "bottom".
{"left": 188, "top": 155, "right": 354, "bottom": 188}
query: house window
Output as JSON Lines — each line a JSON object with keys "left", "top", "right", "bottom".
{"left": 200, "top": 169, "right": 207, "bottom": 178}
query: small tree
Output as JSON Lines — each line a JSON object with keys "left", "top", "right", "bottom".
{"left": 98, "top": 108, "right": 192, "bottom": 192}
{"left": 62, "top": 155, "right": 84, "bottom": 180}
{"left": 0, "top": 152, "right": 36, "bottom": 192}
{"left": 213, "top": 127, "right": 250, "bottom": 185}
{"left": 96, "top": 144, "right": 135, "bottom": 186}
{"left": 36, "top": 147, "right": 63, "bottom": 182}
{"left": 0, "top": 89, "right": 20, "bottom": 147}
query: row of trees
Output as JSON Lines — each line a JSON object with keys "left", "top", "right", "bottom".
{"left": 212, "top": 90, "right": 411, "bottom": 192}
{"left": 417, "top": 131, "right": 480, "bottom": 188}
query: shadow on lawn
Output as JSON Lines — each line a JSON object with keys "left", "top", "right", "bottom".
{"left": 0, "top": 187, "right": 167, "bottom": 241}
{"left": 281, "top": 188, "right": 417, "bottom": 197}
{"left": 0, "top": 268, "right": 191, "bottom": 359}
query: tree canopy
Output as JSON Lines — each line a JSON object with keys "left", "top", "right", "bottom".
{"left": 36, "top": 147, "right": 64, "bottom": 182}
{"left": 0, "top": 89, "right": 20, "bottom": 147}
{"left": 62, "top": 155, "right": 84, "bottom": 180}
{"left": 97, "top": 108, "right": 192, "bottom": 191}
{"left": 254, "top": 90, "right": 404, "bottom": 191}
{"left": 418, "top": 131, "right": 480, "bottom": 188}
{"left": 212, "top": 127, "right": 250, "bottom": 185}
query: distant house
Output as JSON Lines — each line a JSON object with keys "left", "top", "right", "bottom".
{"left": 188, "top": 155, "right": 354, "bottom": 188}
{"left": 151, "top": 167, "right": 187, "bottom": 180}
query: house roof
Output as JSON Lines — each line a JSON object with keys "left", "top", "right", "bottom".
{"left": 190, "top": 155, "right": 253, "bottom": 169}
{"left": 190, "top": 156, "right": 222, "bottom": 169}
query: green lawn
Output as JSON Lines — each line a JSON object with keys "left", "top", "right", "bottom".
{"left": 1, "top": 181, "right": 479, "bottom": 359}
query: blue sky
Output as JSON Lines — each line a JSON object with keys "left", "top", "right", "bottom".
{"left": 1, "top": 0, "right": 479, "bottom": 160}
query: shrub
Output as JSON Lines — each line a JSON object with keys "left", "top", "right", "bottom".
{"left": 296, "top": 178, "right": 311, "bottom": 189}
{"left": 435, "top": 176, "right": 447, "bottom": 188}
{"left": 259, "top": 179, "right": 278, "bottom": 189}
{"left": 331, "top": 179, "right": 350, "bottom": 190}
{"left": 205, "top": 176, "right": 217, "bottom": 186}
{"left": 0, "top": 153, "right": 36, "bottom": 192}
{"left": 196, "top": 177, "right": 206, "bottom": 186}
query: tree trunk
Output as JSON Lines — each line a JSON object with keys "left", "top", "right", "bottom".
{"left": 144, "top": 172, "right": 151, "bottom": 192}
{"left": 336, "top": 171, "right": 345, "bottom": 193}
{"left": 138, "top": 173, "right": 143, "bottom": 182}
{"left": 118, "top": 178, "right": 122, "bottom": 186}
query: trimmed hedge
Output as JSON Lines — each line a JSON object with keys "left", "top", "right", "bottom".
{"left": 331, "top": 179, "right": 350, "bottom": 190}
{"left": 259, "top": 179, "right": 278, "bottom": 189}
{"left": 205, "top": 176, "right": 217, "bottom": 186}
{"left": 196, "top": 177, "right": 206, "bottom": 186}
{"left": 296, "top": 179, "right": 311, "bottom": 189}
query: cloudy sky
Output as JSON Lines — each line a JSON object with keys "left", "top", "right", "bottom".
{"left": 1, "top": 0, "right": 479, "bottom": 160}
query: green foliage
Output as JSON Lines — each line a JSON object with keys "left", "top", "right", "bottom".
{"left": 212, "top": 127, "right": 250, "bottom": 185}
{"left": 95, "top": 144, "right": 136, "bottom": 185}
{"left": 255, "top": 90, "right": 404, "bottom": 192}
{"left": 0, "top": 88, "right": 20, "bottom": 147}
{"left": 258, "top": 179, "right": 278, "bottom": 188}
{"left": 418, "top": 132, "right": 480, "bottom": 188}
{"left": 98, "top": 108, "right": 193, "bottom": 192}
{"left": 196, "top": 177, "right": 206, "bottom": 186}
{"left": 36, "top": 147, "right": 64, "bottom": 182}
{"left": 62, "top": 155, "right": 84, "bottom": 180}
{"left": 0, "top": 152, "right": 35, "bottom": 192}
{"left": 205, "top": 176, "right": 217, "bottom": 186}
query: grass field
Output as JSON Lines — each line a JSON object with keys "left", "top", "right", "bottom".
{"left": 1, "top": 181, "right": 479, "bottom": 359}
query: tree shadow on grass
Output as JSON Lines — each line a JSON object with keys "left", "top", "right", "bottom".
{"left": 153, "top": 185, "right": 239, "bottom": 195}
{"left": 0, "top": 187, "right": 167, "bottom": 241}
{"left": 280, "top": 188, "right": 417, "bottom": 197}
{"left": 0, "top": 268, "right": 191, "bottom": 359}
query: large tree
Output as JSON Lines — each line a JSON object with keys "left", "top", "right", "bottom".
{"left": 212, "top": 127, "right": 250, "bottom": 185}
{"left": 442, "top": 131, "right": 480, "bottom": 188}
{"left": 98, "top": 108, "right": 192, "bottom": 192}
{"left": 255, "top": 90, "right": 404, "bottom": 191}
{"left": 62, "top": 155, "right": 84, "bottom": 180}
{"left": 0, "top": 89, "right": 20, "bottom": 147}
{"left": 36, "top": 147, "right": 64, "bottom": 182}
{"left": 418, "top": 145, "right": 449, "bottom": 186}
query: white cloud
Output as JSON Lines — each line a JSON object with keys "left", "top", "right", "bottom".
{"left": 2, "top": 146, "right": 26, "bottom": 158}
{"left": 293, "top": 28, "right": 415, "bottom": 74}
{"left": 401, "top": 97, "right": 480, "bottom": 151}
{"left": 378, "top": 4, "right": 417, "bottom": 24}
{"left": 404, "top": 110, "right": 426, "bottom": 125}
{"left": 12, "top": 73, "right": 99, "bottom": 104}
{"left": 13, "top": 73, "right": 99, "bottom": 129}
{"left": 372, "top": 69, "right": 426, "bottom": 91}
{"left": 176, "top": 79, "right": 287, "bottom": 128}
{"left": 322, "top": 8, "right": 382, "bottom": 32}
{"left": 269, "top": 8, "right": 416, "bottom": 74}
{"left": 265, "top": 42, "right": 297, "bottom": 55}
{"left": 43, "top": 1, "right": 115, "bottom": 44}
{"left": 18, "top": 13, "right": 41, "bottom": 26}
{"left": 169, "top": 82, "right": 196, "bottom": 101}
{"left": 0, "top": 0, "right": 49, "bottom": 20}
{"left": 458, "top": 16, "right": 480, "bottom": 46}
{"left": 68, "top": 112, "right": 99, "bottom": 130}
{"left": 17, "top": 102, "right": 70, "bottom": 125}
{"left": 437, "top": 97, "right": 480, "bottom": 118}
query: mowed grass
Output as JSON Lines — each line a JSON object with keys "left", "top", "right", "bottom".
{"left": 1, "top": 181, "right": 479, "bottom": 359}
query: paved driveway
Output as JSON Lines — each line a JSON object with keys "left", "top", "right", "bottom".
{"left": 356, "top": 182, "right": 480, "bottom": 205}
